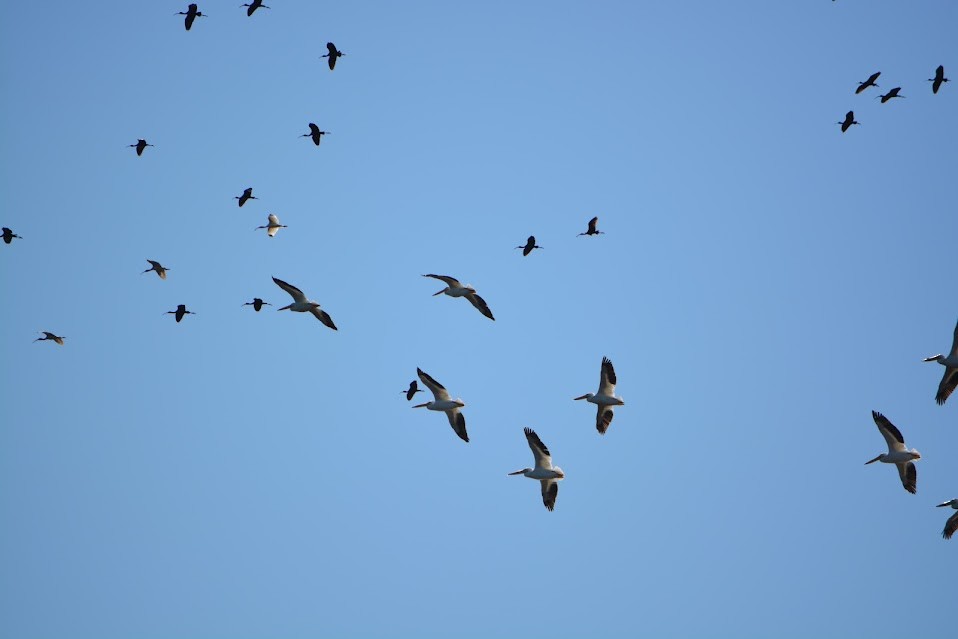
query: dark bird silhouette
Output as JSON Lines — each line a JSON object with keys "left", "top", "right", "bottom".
{"left": 515, "top": 235, "right": 542, "bottom": 256}
{"left": 142, "top": 259, "right": 169, "bottom": 280}
{"left": 300, "top": 123, "right": 330, "bottom": 146}
{"left": 166, "top": 304, "right": 196, "bottom": 323}
{"left": 34, "top": 331, "right": 65, "bottom": 345}
{"left": 2, "top": 227, "right": 22, "bottom": 244}
{"left": 577, "top": 216, "right": 604, "bottom": 236}
{"left": 929, "top": 65, "right": 949, "bottom": 94}
{"left": 243, "top": 298, "right": 271, "bottom": 312}
{"left": 322, "top": 42, "right": 344, "bottom": 70}
{"left": 241, "top": 0, "right": 269, "bottom": 16}
{"left": 129, "top": 139, "right": 154, "bottom": 156}
{"left": 855, "top": 71, "right": 880, "bottom": 94}
{"left": 234, "top": 187, "right": 257, "bottom": 207}
{"left": 402, "top": 380, "right": 424, "bottom": 401}
{"left": 176, "top": 4, "right": 205, "bottom": 31}
{"left": 838, "top": 111, "right": 859, "bottom": 133}
{"left": 877, "top": 87, "right": 904, "bottom": 103}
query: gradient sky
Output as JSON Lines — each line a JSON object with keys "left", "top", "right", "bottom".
{"left": 1, "top": 2, "right": 956, "bottom": 637}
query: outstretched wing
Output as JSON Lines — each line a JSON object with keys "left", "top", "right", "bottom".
{"left": 465, "top": 292, "right": 495, "bottom": 321}
{"left": 596, "top": 405, "right": 614, "bottom": 434}
{"left": 896, "top": 461, "right": 917, "bottom": 494}
{"left": 871, "top": 411, "right": 907, "bottom": 453}
{"left": 446, "top": 409, "right": 469, "bottom": 442}
{"left": 310, "top": 307, "right": 337, "bottom": 330}
{"left": 523, "top": 427, "right": 553, "bottom": 470}
{"left": 935, "top": 367, "right": 958, "bottom": 405}
{"left": 272, "top": 276, "right": 307, "bottom": 303}
{"left": 944, "top": 511, "right": 958, "bottom": 540}
{"left": 540, "top": 479, "right": 558, "bottom": 511}
{"left": 423, "top": 274, "right": 462, "bottom": 288}
{"left": 417, "top": 368, "right": 451, "bottom": 402}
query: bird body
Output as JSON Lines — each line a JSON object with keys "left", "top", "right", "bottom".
{"left": 937, "top": 499, "right": 958, "bottom": 540}
{"left": 272, "top": 276, "right": 337, "bottom": 329}
{"left": 235, "top": 187, "right": 257, "bottom": 207}
{"left": 855, "top": 71, "right": 880, "bottom": 94}
{"left": 301, "top": 123, "right": 329, "bottom": 146}
{"left": 578, "top": 216, "right": 604, "bottom": 236}
{"left": 142, "top": 259, "right": 169, "bottom": 279}
{"left": 243, "top": 298, "right": 271, "bottom": 312}
{"left": 129, "top": 139, "right": 153, "bottom": 156}
{"left": 929, "top": 65, "right": 949, "bottom": 94}
{"left": 422, "top": 274, "right": 494, "bottom": 320}
{"left": 166, "top": 304, "right": 195, "bottom": 323}
{"left": 924, "top": 320, "right": 958, "bottom": 405}
{"left": 322, "top": 42, "right": 344, "bottom": 70}
{"left": 412, "top": 368, "right": 468, "bottom": 442}
{"left": 838, "top": 111, "right": 859, "bottom": 132}
{"left": 34, "top": 331, "right": 65, "bottom": 345}
{"left": 2, "top": 227, "right": 22, "bottom": 244}
{"left": 865, "top": 411, "right": 920, "bottom": 494}
{"left": 508, "top": 427, "right": 564, "bottom": 511}
{"left": 177, "top": 4, "right": 205, "bottom": 30}
{"left": 516, "top": 235, "right": 542, "bottom": 256}
{"left": 256, "top": 213, "right": 286, "bottom": 237}
{"left": 574, "top": 357, "right": 624, "bottom": 434}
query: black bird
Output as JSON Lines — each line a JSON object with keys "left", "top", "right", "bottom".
{"left": 34, "top": 331, "right": 65, "bottom": 345}
{"left": 2, "top": 227, "right": 22, "bottom": 244}
{"left": 322, "top": 42, "right": 344, "bottom": 70}
{"left": 855, "top": 71, "right": 881, "bottom": 94}
{"left": 577, "top": 216, "right": 604, "bottom": 236}
{"left": 877, "top": 87, "right": 904, "bottom": 103}
{"left": 142, "top": 260, "right": 169, "bottom": 280}
{"left": 838, "top": 110, "right": 859, "bottom": 133}
{"left": 515, "top": 235, "right": 542, "bottom": 256}
{"left": 241, "top": 0, "right": 269, "bottom": 16}
{"left": 928, "top": 65, "right": 949, "bottom": 94}
{"left": 176, "top": 4, "right": 205, "bottom": 31}
{"left": 129, "top": 139, "right": 154, "bottom": 156}
{"left": 166, "top": 304, "right": 196, "bottom": 323}
{"left": 402, "top": 380, "right": 424, "bottom": 401}
{"left": 300, "top": 123, "right": 330, "bottom": 146}
{"left": 243, "top": 298, "right": 271, "bottom": 312}
{"left": 234, "top": 187, "right": 257, "bottom": 207}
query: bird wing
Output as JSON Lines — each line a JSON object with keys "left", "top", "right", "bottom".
{"left": 326, "top": 42, "right": 337, "bottom": 55}
{"left": 948, "top": 320, "right": 958, "bottom": 358}
{"left": 417, "top": 368, "right": 451, "bottom": 402}
{"left": 523, "top": 427, "right": 553, "bottom": 471}
{"left": 446, "top": 408, "right": 469, "bottom": 442}
{"left": 596, "top": 405, "right": 614, "bottom": 434}
{"left": 945, "top": 511, "right": 958, "bottom": 540}
{"left": 598, "top": 357, "right": 617, "bottom": 396}
{"left": 423, "top": 274, "right": 461, "bottom": 288}
{"left": 871, "top": 411, "right": 907, "bottom": 453}
{"left": 309, "top": 307, "right": 338, "bottom": 330}
{"left": 588, "top": 216, "right": 599, "bottom": 234}
{"left": 465, "top": 292, "right": 495, "bottom": 321}
{"left": 896, "top": 461, "right": 917, "bottom": 494}
{"left": 272, "top": 276, "right": 307, "bottom": 303}
{"left": 935, "top": 367, "right": 958, "bottom": 405}
{"left": 540, "top": 479, "right": 558, "bottom": 511}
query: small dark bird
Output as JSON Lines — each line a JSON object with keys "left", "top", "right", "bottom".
{"left": 166, "top": 304, "right": 196, "bottom": 323}
{"left": 176, "top": 4, "right": 205, "bottom": 31}
{"left": 877, "top": 87, "right": 904, "bottom": 103}
{"left": 34, "top": 331, "right": 65, "bottom": 345}
{"left": 142, "top": 259, "right": 169, "bottom": 280}
{"left": 838, "top": 110, "right": 859, "bottom": 133}
{"left": 2, "top": 227, "right": 22, "bottom": 244}
{"left": 241, "top": 0, "right": 269, "bottom": 16}
{"left": 322, "top": 42, "right": 344, "bottom": 70}
{"left": 300, "top": 123, "right": 330, "bottom": 146}
{"left": 929, "top": 65, "right": 949, "bottom": 94}
{"left": 855, "top": 71, "right": 881, "bottom": 94}
{"left": 403, "top": 380, "right": 424, "bottom": 401}
{"left": 577, "top": 216, "right": 604, "bottom": 236}
{"left": 515, "top": 235, "right": 542, "bottom": 256}
{"left": 234, "top": 187, "right": 257, "bottom": 207}
{"left": 129, "top": 139, "right": 154, "bottom": 156}
{"left": 243, "top": 298, "right": 271, "bottom": 312}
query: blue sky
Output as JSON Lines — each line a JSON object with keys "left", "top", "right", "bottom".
{"left": 1, "top": 1, "right": 956, "bottom": 637}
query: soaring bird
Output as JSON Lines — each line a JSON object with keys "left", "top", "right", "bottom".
{"left": 877, "top": 87, "right": 904, "bottom": 103}
{"left": 2, "top": 227, "right": 22, "bottom": 244}
{"left": 255, "top": 213, "right": 286, "bottom": 237}
{"left": 129, "top": 139, "right": 154, "bottom": 156}
{"left": 142, "top": 259, "right": 169, "bottom": 280}
{"left": 577, "top": 216, "right": 604, "bottom": 236}
{"left": 937, "top": 500, "right": 958, "bottom": 540}
{"left": 271, "top": 276, "right": 337, "bottom": 330}
{"left": 838, "top": 111, "right": 859, "bottom": 132}
{"left": 924, "top": 319, "right": 958, "bottom": 405}
{"left": 422, "top": 274, "right": 495, "bottom": 321}
{"left": 34, "top": 332, "right": 65, "bottom": 345}
{"left": 855, "top": 71, "right": 880, "bottom": 94}
{"left": 508, "top": 427, "right": 565, "bottom": 511}
{"left": 300, "top": 123, "right": 330, "bottom": 146}
{"left": 412, "top": 368, "right": 468, "bottom": 442}
{"left": 515, "top": 235, "right": 542, "bottom": 256}
{"left": 166, "top": 304, "right": 196, "bottom": 323}
{"left": 928, "top": 65, "right": 949, "bottom": 94}
{"left": 865, "top": 411, "right": 920, "bottom": 494}
{"left": 242, "top": 298, "right": 271, "bottom": 312}
{"left": 402, "top": 380, "right": 424, "bottom": 401}
{"left": 241, "top": 0, "right": 269, "bottom": 16}
{"left": 322, "top": 42, "right": 344, "bottom": 70}
{"left": 176, "top": 4, "right": 205, "bottom": 31}
{"left": 234, "top": 187, "right": 257, "bottom": 207}
{"left": 574, "top": 357, "right": 625, "bottom": 434}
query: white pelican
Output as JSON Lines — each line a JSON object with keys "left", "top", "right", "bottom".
{"left": 402, "top": 380, "right": 424, "bottom": 401}
{"left": 255, "top": 213, "right": 286, "bottom": 237}
{"left": 234, "top": 187, "right": 257, "bottom": 207}
{"left": 166, "top": 304, "right": 196, "bottom": 323}
{"left": 412, "top": 368, "right": 468, "bottom": 442}
{"left": 577, "top": 216, "right": 604, "bottom": 236}
{"left": 422, "top": 274, "right": 495, "bottom": 321}
{"left": 272, "top": 276, "right": 337, "bottom": 330}
{"left": 142, "top": 259, "right": 169, "bottom": 280}
{"left": 34, "top": 331, "right": 65, "bottom": 345}
{"left": 508, "top": 427, "right": 565, "bottom": 511}
{"left": 937, "top": 499, "right": 958, "bottom": 540}
{"left": 574, "top": 357, "right": 625, "bottom": 434}
{"left": 515, "top": 235, "right": 542, "bottom": 256}
{"left": 242, "top": 298, "right": 271, "bottom": 312}
{"left": 2, "top": 227, "right": 22, "bottom": 244}
{"left": 865, "top": 411, "right": 920, "bottom": 494}
{"left": 924, "top": 319, "right": 958, "bottom": 405}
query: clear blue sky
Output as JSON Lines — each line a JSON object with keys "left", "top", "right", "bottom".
{"left": 1, "top": 2, "right": 956, "bottom": 637}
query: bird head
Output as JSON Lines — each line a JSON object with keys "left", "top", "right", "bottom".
{"left": 909, "top": 449, "right": 921, "bottom": 460}
{"left": 454, "top": 398, "right": 466, "bottom": 408}
{"left": 553, "top": 467, "right": 566, "bottom": 479}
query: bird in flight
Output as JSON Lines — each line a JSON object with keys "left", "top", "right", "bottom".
{"left": 300, "top": 123, "right": 330, "bottom": 146}
{"left": 142, "top": 260, "right": 169, "bottom": 280}
{"left": 255, "top": 213, "right": 287, "bottom": 237}
{"left": 574, "top": 357, "right": 625, "bottom": 434}
{"left": 515, "top": 235, "right": 542, "bottom": 256}
{"left": 2, "top": 227, "right": 22, "bottom": 244}
{"left": 937, "top": 499, "right": 958, "bottom": 540}
{"left": 234, "top": 187, "right": 258, "bottom": 207}
{"left": 242, "top": 298, "right": 271, "bottom": 312}
{"left": 402, "top": 380, "right": 424, "bottom": 401}
{"left": 508, "top": 428, "right": 565, "bottom": 511}
{"left": 166, "top": 304, "right": 196, "bottom": 323}
{"left": 322, "top": 42, "right": 345, "bottom": 70}
{"left": 272, "top": 276, "right": 337, "bottom": 330}
{"left": 876, "top": 87, "right": 904, "bottom": 103}
{"left": 412, "top": 368, "right": 469, "bottom": 442}
{"left": 577, "top": 216, "right": 604, "bottom": 236}
{"left": 923, "top": 319, "right": 958, "bottom": 405}
{"left": 176, "top": 4, "right": 205, "bottom": 31}
{"left": 855, "top": 71, "right": 880, "bottom": 94}
{"left": 129, "top": 139, "right": 154, "bottom": 156}
{"left": 837, "top": 111, "right": 859, "bottom": 133}
{"left": 34, "top": 332, "right": 65, "bottom": 345}
{"left": 864, "top": 411, "right": 920, "bottom": 494}
{"left": 241, "top": 0, "right": 269, "bottom": 17}
{"left": 422, "top": 274, "right": 495, "bottom": 321}
{"left": 928, "top": 65, "right": 949, "bottom": 94}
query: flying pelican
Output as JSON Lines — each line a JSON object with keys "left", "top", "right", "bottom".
{"left": 34, "top": 332, "right": 65, "bottom": 345}
{"left": 242, "top": 298, "right": 271, "bottom": 312}
{"left": 574, "top": 357, "right": 624, "bottom": 434}
{"left": 422, "top": 274, "right": 495, "bottom": 321}
{"left": 402, "top": 380, "right": 424, "bottom": 401}
{"left": 176, "top": 4, "right": 205, "bottom": 31}
{"left": 166, "top": 304, "right": 196, "bottom": 323}
{"left": 300, "top": 123, "right": 330, "bottom": 146}
{"left": 838, "top": 110, "right": 859, "bottom": 133}
{"left": 142, "top": 259, "right": 169, "bottom": 280}
{"left": 508, "top": 427, "right": 565, "bottom": 511}
{"left": 241, "top": 0, "right": 269, "bottom": 16}
{"left": 877, "top": 87, "right": 904, "bottom": 103}
{"left": 937, "top": 499, "right": 958, "bottom": 540}
{"left": 515, "top": 235, "right": 542, "bottom": 256}
{"left": 129, "top": 139, "right": 154, "bottom": 156}
{"left": 255, "top": 213, "right": 286, "bottom": 237}
{"left": 855, "top": 71, "right": 880, "bottom": 94}
{"left": 2, "top": 227, "right": 22, "bottom": 244}
{"left": 412, "top": 368, "right": 468, "bottom": 442}
{"left": 577, "top": 216, "right": 604, "bottom": 236}
{"left": 272, "top": 276, "right": 337, "bottom": 329}
{"left": 322, "top": 42, "right": 344, "bottom": 70}
{"left": 865, "top": 411, "right": 920, "bottom": 494}
{"left": 928, "top": 65, "right": 949, "bottom": 94}
{"left": 923, "top": 319, "right": 958, "bottom": 405}
{"left": 234, "top": 187, "right": 257, "bottom": 207}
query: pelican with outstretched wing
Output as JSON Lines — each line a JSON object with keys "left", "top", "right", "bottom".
{"left": 412, "top": 368, "right": 468, "bottom": 442}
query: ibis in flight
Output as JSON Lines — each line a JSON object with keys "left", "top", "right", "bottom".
{"left": 322, "top": 42, "right": 344, "bottom": 70}
{"left": 300, "top": 123, "right": 330, "bottom": 146}
{"left": 402, "top": 380, "right": 424, "bottom": 401}
{"left": 243, "top": 298, "right": 271, "bottom": 312}
{"left": 855, "top": 71, "right": 880, "bottom": 94}
{"left": 176, "top": 4, "right": 205, "bottom": 31}
{"left": 129, "top": 139, "right": 154, "bottom": 156}
{"left": 412, "top": 368, "right": 468, "bottom": 442}
{"left": 577, "top": 216, "right": 604, "bottom": 236}
{"left": 2, "top": 227, "right": 22, "bottom": 244}
{"left": 923, "top": 319, "right": 958, "bottom": 405}
{"left": 928, "top": 65, "right": 949, "bottom": 94}
{"left": 166, "top": 304, "right": 196, "bottom": 323}
{"left": 255, "top": 213, "right": 286, "bottom": 237}
{"left": 234, "top": 187, "right": 257, "bottom": 207}
{"left": 575, "top": 357, "right": 625, "bottom": 434}
{"left": 241, "top": 0, "right": 269, "bottom": 16}
{"left": 865, "top": 411, "right": 920, "bottom": 494}
{"left": 515, "top": 235, "right": 542, "bottom": 256}
{"left": 422, "top": 274, "right": 495, "bottom": 321}
{"left": 272, "top": 276, "right": 337, "bottom": 330}
{"left": 34, "top": 332, "right": 65, "bottom": 345}
{"left": 838, "top": 111, "right": 859, "bottom": 133}
{"left": 877, "top": 87, "right": 904, "bottom": 103}
{"left": 508, "top": 427, "right": 565, "bottom": 511}
{"left": 142, "top": 260, "right": 169, "bottom": 280}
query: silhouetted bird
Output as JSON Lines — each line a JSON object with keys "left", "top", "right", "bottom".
{"left": 838, "top": 111, "right": 859, "bottom": 133}
{"left": 166, "top": 304, "right": 196, "bottom": 323}
{"left": 176, "top": 4, "right": 205, "bottom": 31}
{"left": 578, "top": 216, "right": 604, "bottom": 236}
{"left": 403, "top": 380, "right": 424, "bottom": 401}
{"left": 129, "top": 139, "right": 154, "bottom": 156}
{"left": 235, "top": 187, "right": 257, "bottom": 207}
{"left": 34, "top": 331, "right": 65, "bottom": 345}
{"left": 2, "top": 227, "right": 22, "bottom": 244}
{"left": 855, "top": 71, "right": 880, "bottom": 94}
{"left": 877, "top": 87, "right": 904, "bottom": 103}
{"left": 322, "top": 42, "right": 344, "bottom": 70}
{"left": 241, "top": 0, "right": 269, "bottom": 16}
{"left": 300, "top": 123, "right": 330, "bottom": 146}
{"left": 142, "top": 260, "right": 169, "bottom": 280}
{"left": 243, "top": 298, "right": 271, "bottom": 312}
{"left": 515, "top": 236, "right": 542, "bottom": 256}
{"left": 929, "top": 65, "right": 949, "bottom": 94}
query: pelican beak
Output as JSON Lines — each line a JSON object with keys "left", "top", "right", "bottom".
{"left": 573, "top": 394, "right": 589, "bottom": 401}
{"left": 923, "top": 355, "right": 940, "bottom": 362}
{"left": 412, "top": 402, "right": 429, "bottom": 408}
{"left": 937, "top": 502, "right": 950, "bottom": 508}
{"left": 277, "top": 304, "right": 291, "bottom": 311}
{"left": 507, "top": 470, "right": 526, "bottom": 476}
{"left": 433, "top": 289, "right": 446, "bottom": 296}
{"left": 864, "top": 455, "right": 882, "bottom": 465}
